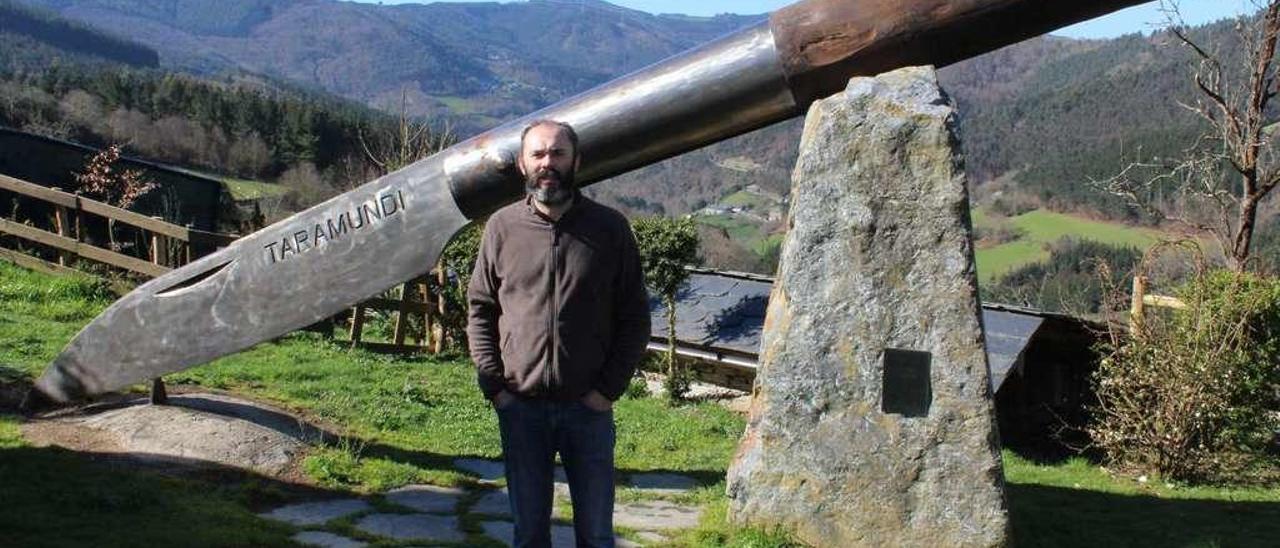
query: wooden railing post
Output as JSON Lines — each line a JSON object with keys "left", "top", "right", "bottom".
{"left": 1129, "top": 275, "right": 1147, "bottom": 335}
{"left": 184, "top": 223, "right": 194, "bottom": 265}
{"left": 72, "top": 192, "right": 84, "bottom": 245}
{"left": 434, "top": 266, "right": 447, "bottom": 354}
{"left": 392, "top": 281, "right": 412, "bottom": 346}
{"left": 417, "top": 277, "right": 432, "bottom": 345}
{"left": 149, "top": 216, "right": 164, "bottom": 267}
{"left": 349, "top": 305, "right": 366, "bottom": 349}
{"left": 52, "top": 188, "right": 70, "bottom": 266}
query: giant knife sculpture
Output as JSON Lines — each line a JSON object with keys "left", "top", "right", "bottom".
{"left": 36, "top": 0, "right": 1146, "bottom": 402}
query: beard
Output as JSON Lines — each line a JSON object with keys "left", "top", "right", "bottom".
{"left": 525, "top": 165, "right": 576, "bottom": 206}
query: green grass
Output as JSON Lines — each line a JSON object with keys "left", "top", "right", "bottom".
{"left": 975, "top": 208, "right": 1162, "bottom": 281}
{"left": 719, "top": 190, "right": 773, "bottom": 211}
{"left": 3, "top": 258, "right": 1278, "bottom": 546}
{"left": 431, "top": 95, "right": 481, "bottom": 115}
{"left": 1003, "top": 452, "right": 1280, "bottom": 547}
{"left": 169, "top": 338, "right": 744, "bottom": 488}
{"left": 0, "top": 261, "right": 115, "bottom": 377}
{"left": 222, "top": 177, "right": 289, "bottom": 201}
{"left": 1011, "top": 210, "right": 1160, "bottom": 248}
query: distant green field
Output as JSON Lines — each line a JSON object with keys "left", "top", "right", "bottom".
{"left": 222, "top": 177, "right": 288, "bottom": 201}
{"left": 696, "top": 213, "right": 760, "bottom": 243}
{"left": 720, "top": 190, "right": 774, "bottom": 211}
{"left": 431, "top": 95, "right": 480, "bottom": 115}
{"left": 975, "top": 209, "right": 1163, "bottom": 281}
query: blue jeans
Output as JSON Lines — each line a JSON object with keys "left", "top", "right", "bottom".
{"left": 496, "top": 396, "right": 616, "bottom": 548}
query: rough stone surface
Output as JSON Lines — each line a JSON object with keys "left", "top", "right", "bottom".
{"left": 354, "top": 513, "right": 463, "bottom": 543}
{"left": 626, "top": 473, "right": 698, "bottom": 494}
{"left": 259, "top": 499, "right": 372, "bottom": 526}
{"left": 471, "top": 488, "right": 511, "bottom": 516}
{"left": 454, "top": 458, "right": 505, "bottom": 481}
{"left": 612, "top": 500, "right": 702, "bottom": 530}
{"left": 46, "top": 393, "right": 317, "bottom": 475}
{"left": 291, "top": 531, "right": 368, "bottom": 548}
{"left": 384, "top": 484, "right": 465, "bottom": 513}
{"left": 725, "top": 67, "right": 1009, "bottom": 547}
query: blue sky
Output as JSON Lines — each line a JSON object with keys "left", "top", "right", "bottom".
{"left": 357, "top": 0, "right": 1255, "bottom": 39}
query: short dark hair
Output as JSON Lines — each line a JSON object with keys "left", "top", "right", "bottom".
{"left": 520, "top": 119, "right": 579, "bottom": 157}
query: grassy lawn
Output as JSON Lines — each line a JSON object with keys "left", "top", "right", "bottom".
{"left": 2, "top": 258, "right": 1278, "bottom": 546}
{"left": 1004, "top": 453, "right": 1280, "bottom": 547}
{"left": 222, "top": 177, "right": 289, "bottom": 202}
{"left": 974, "top": 208, "right": 1163, "bottom": 281}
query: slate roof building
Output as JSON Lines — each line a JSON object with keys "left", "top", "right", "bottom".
{"left": 648, "top": 268, "right": 1103, "bottom": 450}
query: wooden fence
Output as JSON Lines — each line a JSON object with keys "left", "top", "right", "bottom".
{"left": 1129, "top": 275, "right": 1189, "bottom": 332}
{"left": 343, "top": 269, "right": 449, "bottom": 354}
{"left": 0, "top": 173, "right": 449, "bottom": 355}
{"left": 0, "top": 173, "right": 237, "bottom": 276}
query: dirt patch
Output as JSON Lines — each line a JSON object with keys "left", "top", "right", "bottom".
{"left": 20, "top": 418, "right": 125, "bottom": 454}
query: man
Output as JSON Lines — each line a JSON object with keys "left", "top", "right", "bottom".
{"left": 467, "top": 120, "right": 651, "bottom": 548}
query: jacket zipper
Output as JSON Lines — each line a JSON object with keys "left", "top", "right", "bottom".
{"left": 545, "top": 224, "right": 561, "bottom": 394}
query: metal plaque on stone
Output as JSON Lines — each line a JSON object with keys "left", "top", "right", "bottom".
{"left": 882, "top": 348, "right": 932, "bottom": 417}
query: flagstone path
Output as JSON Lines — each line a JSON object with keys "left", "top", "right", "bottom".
{"left": 260, "top": 458, "right": 704, "bottom": 547}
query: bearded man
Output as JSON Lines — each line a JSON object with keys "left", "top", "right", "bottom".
{"left": 467, "top": 119, "right": 651, "bottom": 548}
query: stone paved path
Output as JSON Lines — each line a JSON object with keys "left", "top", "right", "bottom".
{"left": 261, "top": 460, "right": 703, "bottom": 546}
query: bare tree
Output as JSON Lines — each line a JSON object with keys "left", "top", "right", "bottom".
{"left": 359, "top": 88, "right": 454, "bottom": 178}
{"left": 1100, "top": 1, "right": 1280, "bottom": 271}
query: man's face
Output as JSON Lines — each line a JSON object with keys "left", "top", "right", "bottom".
{"left": 518, "top": 124, "right": 579, "bottom": 206}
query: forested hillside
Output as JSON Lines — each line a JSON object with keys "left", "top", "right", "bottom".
{"left": 0, "top": 0, "right": 157, "bottom": 68}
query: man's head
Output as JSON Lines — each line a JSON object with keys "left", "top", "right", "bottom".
{"left": 518, "top": 120, "right": 580, "bottom": 206}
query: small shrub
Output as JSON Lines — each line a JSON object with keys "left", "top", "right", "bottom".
{"left": 1090, "top": 268, "right": 1280, "bottom": 484}
{"left": 633, "top": 216, "right": 699, "bottom": 404}
{"left": 973, "top": 220, "right": 1026, "bottom": 247}
{"left": 988, "top": 193, "right": 1038, "bottom": 217}
{"left": 73, "top": 143, "right": 155, "bottom": 209}
{"left": 623, "top": 374, "right": 650, "bottom": 399}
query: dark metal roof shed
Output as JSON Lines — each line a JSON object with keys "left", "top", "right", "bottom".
{"left": 648, "top": 268, "right": 1083, "bottom": 394}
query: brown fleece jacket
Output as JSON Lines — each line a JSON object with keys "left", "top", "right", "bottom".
{"left": 466, "top": 194, "right": 650, "bottom": 401}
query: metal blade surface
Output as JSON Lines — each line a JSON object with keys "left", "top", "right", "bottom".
{"left": 36, "top": 156, "right": 467, "bottom": 401}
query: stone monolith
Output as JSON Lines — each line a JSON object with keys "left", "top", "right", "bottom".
{"left": 726, "top": 66, "right": 1009, "bottom": 547}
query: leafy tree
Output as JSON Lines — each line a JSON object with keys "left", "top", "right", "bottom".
{"left": 632, "top": 216, "right": 699, "bottom": 402}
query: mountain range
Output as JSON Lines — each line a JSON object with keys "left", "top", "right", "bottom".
{"left": 16, "top": 0, "right": 758, "bottom": 128}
